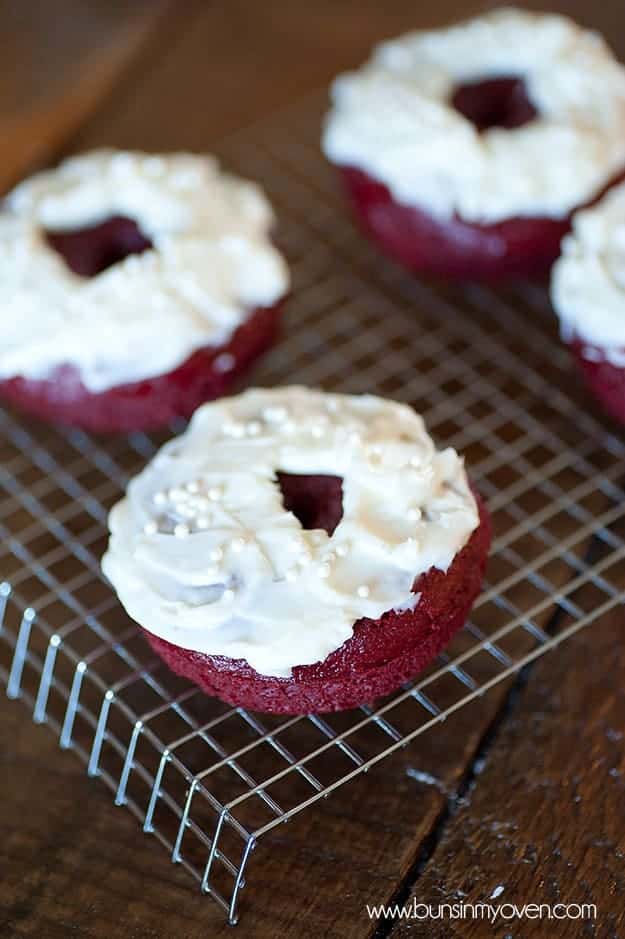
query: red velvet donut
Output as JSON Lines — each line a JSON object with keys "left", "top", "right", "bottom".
{"left": 143, "top": 492, "right": 491, "bottom": 714}
{"left": 0, "top": 153, "right": 288, "bottom": 433}
{"left": 324, "top": 13, "right": 625, "bottom": 282}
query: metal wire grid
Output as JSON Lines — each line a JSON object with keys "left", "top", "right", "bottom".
{"left": 2, "top": 95, "right": 625, "bottom": 925}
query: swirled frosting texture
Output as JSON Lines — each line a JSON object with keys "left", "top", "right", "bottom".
{"left": 102, "top": 387, "right": 479, "bottom": 677}
{"left": 552, "top": 182, "right": 625, "bottom": 362}
{"left": 0, "top": 150, "right": 288, "bottom": 391}
{"left": 323, "top": 7, "right": 625, "bottom": 223}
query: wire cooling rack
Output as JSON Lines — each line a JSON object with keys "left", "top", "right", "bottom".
{"left": 2, "top": 95, "right": 625, "bottom": 925}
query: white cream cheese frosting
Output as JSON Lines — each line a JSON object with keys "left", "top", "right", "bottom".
{"left": 0, "top": 150, "right": 289, "bottom": 392}
{"left": 102, "top": 387, "right": 479, "bottom": 678}
{"left": 323, "top": 7, "right": 625, "bottom": 223}
{"left": 551, "top": 181, "right": 625, "bottom": 363}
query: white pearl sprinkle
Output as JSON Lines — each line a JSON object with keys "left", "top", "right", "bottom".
{"left": 231, "top": 536, "right": 247, "bottom": 552}
{"left": 210, "top": 547, "right": 223, "bottom": 561}
{"left": 222, "top": 588, "right": 235, "bottom": 602}
{"left": 111, "top": 152, "right": 134, "bottom": 174}
{"left": 246, "top": 420, "right": 262, "bottom": 436}
{"left": 169, "top": 487, "right": 186, "bottom": 503}
{"left": 143, "top": 521, "right": 158, "bottom": 536}
{"left": 311, "top": 425, "right": 324, "bottom": 438}
{"left": 185, "top": 480, "right": 200, "bottom": 494}
{"left": 214, "top": 353, "right": 235, "bottom": 373}
{"left": 196, "top": 517, "right": 210, "bottom": 530}
{"left": 410, "top": 456, "right": 422, "bottom": 468}
{"left": 318, "top": 563, "right": 331, "bottom": 578}
{"left": 208, "top": 487, "right": 222, "bottom": 501}
{"left": 285, "top": 569, "right": 297, "bottom": 582}
{"left": 263, "top": 406, "right": 287, "bottom": 423}
{"left": 174, "top": 523, "right": 189, "bottom": 538}
{"left": 144, "top": 156, "right": 165, "bottom": 177}
{"left": 407, "top": 507, "right": 421, "bottom": 522}
{"left": 336, "top": 544, "right": 348, "bottom": 557}
{"left": 153, "top": 491, "right": 167, "bottom": 506}
{"left": 357, "top": 584, "right": 370, "bottom": 598}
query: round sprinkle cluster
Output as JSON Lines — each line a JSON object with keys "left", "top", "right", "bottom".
{"left": 144, "top": 477, "right": 226, "bottom": 538}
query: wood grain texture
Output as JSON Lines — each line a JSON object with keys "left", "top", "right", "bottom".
{"left": 0, "top": 678, "right": 497, "bottom": 939}
{"left": 0, "top": 0, "right": 179, "bottom": 193}
{"left": 0, "top": 673, "right": 541, "bottom": 939}
{"left": 68, "top": 0, "right": 496, "bottom": 151}
{"left": 386, "top": 597, "right": 625, "bottom": 939}
{"left": 124, "top": 0, "right": 618, "bottom": 142}
{"left": 1, "top": 1, "right": 625, "bottom": 938}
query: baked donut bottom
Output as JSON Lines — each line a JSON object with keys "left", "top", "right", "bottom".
{"left": 142, "top": 492, "right": 491, "bottom": 714}
{"left": 0, "top": 302, "right": 282, "bottom": 434}
{"left": 338, "top": 166, "right": 624, "bottom": 282}
{"left": 568, "top": 337, "right": 625, "bottom": 425}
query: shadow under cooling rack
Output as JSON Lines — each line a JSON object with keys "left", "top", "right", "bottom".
{"left": 2, "top": 94, "right": 625, "bottom": 925}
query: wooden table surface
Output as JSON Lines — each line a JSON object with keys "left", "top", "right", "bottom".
{"left": 1, "top": 2, "right": 625, "bottom": 937}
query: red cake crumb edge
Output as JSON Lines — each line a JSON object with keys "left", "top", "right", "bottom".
{"left": 338, "top": 165, "right": 625, "bottom": 282}
{"left": 569, "top": 337, "right": 625, "bottom": 426}
{"left": 0, "top": 302, "right": 283, "bottom": 433}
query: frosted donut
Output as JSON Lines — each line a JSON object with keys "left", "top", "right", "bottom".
{"left": 0, "top": 150, "right": 289, "bottom": 432}
{"left": 323, "top": 8, "right": 625, "bottom": 279}
{"left": 552, "top": 181, "right": 625, "bottom": 424}
{"left": 102, "top": 387, "right": 491, "bottom": 713}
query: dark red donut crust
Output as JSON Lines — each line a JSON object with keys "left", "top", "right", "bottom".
{"left": 569, "top": 337, "right": 625, "bottom": 425}
{"left": 0, "top": 302, "right": 282, "bottom": 433}
{"left": 338, "top": 165, "right": 625, "bottom": 281}
{"left": 143, "top": 493, "right": 491, "bottom": 714}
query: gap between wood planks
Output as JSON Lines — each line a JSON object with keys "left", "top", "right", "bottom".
{"left": 371, "top": 531, "right": 608, "bottom": 939}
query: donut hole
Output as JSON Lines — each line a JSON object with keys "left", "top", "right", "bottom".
{"left": 276, "top": 472, "right": 344, "bottom": 536}
{"left": 45, "top": 215, "right": 153, "bottom": 277}
{"left": 451, "top": 75, "right": 537, "bottom": 132}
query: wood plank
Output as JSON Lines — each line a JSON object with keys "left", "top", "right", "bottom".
{"left": 68, "top": 0, "right": 493, "bottom": 150}
{"left": 0, "top": 0, "right": 179, "bottom": 193}
{"left": 385, "top": 597, "right": 625, "bottom": 939}
{"left": 0, "top": 677, "right": 535, "bottom": 939}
